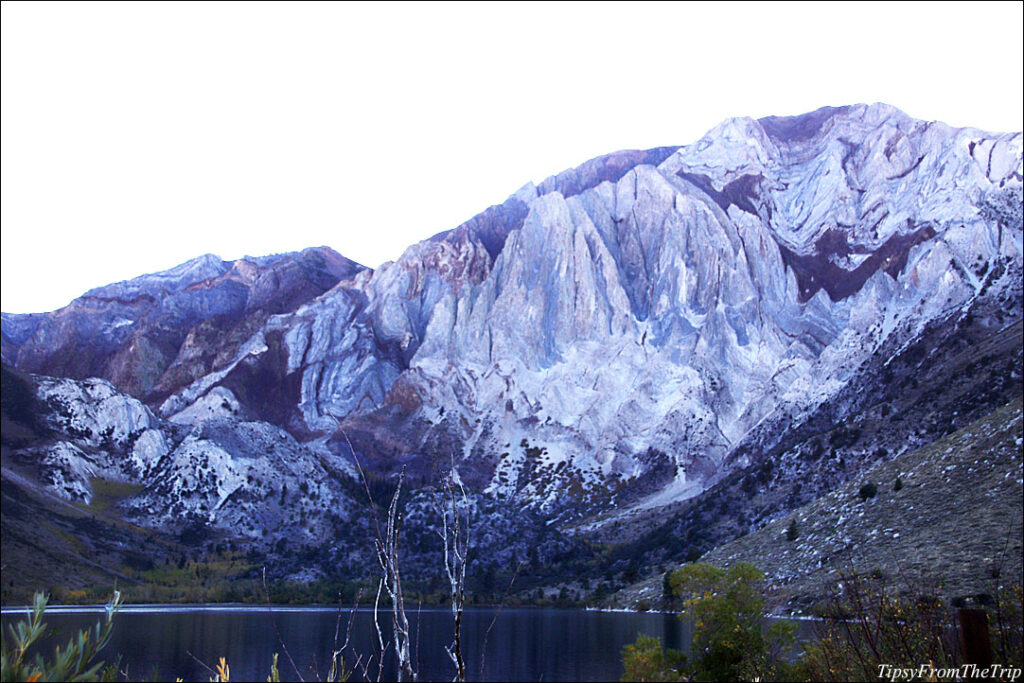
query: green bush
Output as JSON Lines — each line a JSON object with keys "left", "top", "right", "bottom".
{"left": 672, "top": 562, "right": 795, "bottom": 682}
{"left": 1, "top": 591, "right": 122, "bottom": 682}
{"left": 620, "top": 633, "right": 686, "bottom": 682}
{"left": 622, "top": 563, "right": 795, "bottom": 682}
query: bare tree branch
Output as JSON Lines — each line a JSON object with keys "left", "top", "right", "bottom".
{"left": 437, "top": 459, "right": 471, "bottom": 681}
{"left": 342, "top": 430, "right": 416, "bottom": 682}
{"left": 376, "top": 467, "right": 416, "bottom": 681}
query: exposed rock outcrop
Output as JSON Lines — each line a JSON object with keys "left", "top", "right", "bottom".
{"left": 3, "top": 103, "right": 1021, "bottom": 544}
{"left": 2, "top": 247, "right": 362, "bottom": 401}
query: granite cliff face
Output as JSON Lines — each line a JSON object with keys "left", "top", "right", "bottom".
{"left": 153, "top": 104, "right": 1022, "bottom": 517}
{"left": 2, "top": 104, "right": 1022, "bottom": 566}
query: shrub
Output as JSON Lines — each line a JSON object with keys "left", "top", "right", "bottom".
{"left": 799, "top": 568, "right": 1024, "bottom": 682}
{"left": 620, "top": 633, "right": 686, "bottom": 682}
{"left": 1, "top": 591, "right": 122, "bottom": 682}
{"left": 858, "top": 481, "right": 877, "bottom": 501}
{"left": 672, "top": 562, "right": 795, "bottom": 681}
{"left": 661, "top": 570, "right": 675, "bottom": 605}
{"left": 622, "top": 563, "right": 795, "bottom": 681}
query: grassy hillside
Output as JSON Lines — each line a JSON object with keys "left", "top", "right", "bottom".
{"left": 632, "top": 398, "right": 1023, "bottom": 613}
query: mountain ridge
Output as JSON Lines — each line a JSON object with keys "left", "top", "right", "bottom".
{"left": 2, "top": 103, "right": 1021, "bottom": 603}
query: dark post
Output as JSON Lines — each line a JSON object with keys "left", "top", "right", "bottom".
{"left": 959, "top": 607, "right": 994, "bottom": 668}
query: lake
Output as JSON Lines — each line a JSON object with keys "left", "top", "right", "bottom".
{"left": 1, "top": 604, "right": 697, "bottom": 681}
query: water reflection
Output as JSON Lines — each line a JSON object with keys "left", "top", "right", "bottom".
{"left": 2, "top": 606, "right": 696, "bottom": 682}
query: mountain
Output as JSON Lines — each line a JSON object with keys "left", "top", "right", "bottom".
{"left": 611, "top": 396, "right": 1023, "bottom": 613}
{"left": 2, "top": 103, "right": 1021, "bottom": 603}
{"left": 2, "top": 247, "right": 362, "bottom": 401}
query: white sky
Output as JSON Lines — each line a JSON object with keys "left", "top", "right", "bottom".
{"left": 2, "top": 1, "right": 1022, "bottom": 314}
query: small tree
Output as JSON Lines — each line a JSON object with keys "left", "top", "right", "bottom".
{"left": 671, "top": 562, "right": 794, "bottom": 682}
{"left": 786, "top": 518, "right": 800, "bottom": 542}
{"left": 622, "top": 563, "right": 794, "bottom": 681}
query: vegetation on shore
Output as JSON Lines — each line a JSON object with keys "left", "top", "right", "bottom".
{"left": 621, "top": 562, "right": 1023, "bottom": 682}
{"left": 1, "top": 591, "right": 123, "bottom": 682}
{"left": 7, "top": 558, "right": 1020, "bottom": 682}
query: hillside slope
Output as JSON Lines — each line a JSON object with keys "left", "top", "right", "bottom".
{"left": 702, "top": 397, "right": 1023, "bottom": 612}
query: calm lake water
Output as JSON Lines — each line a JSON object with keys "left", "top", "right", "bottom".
{"left": 1, "top": 604, "right": 698, "bottom": 681}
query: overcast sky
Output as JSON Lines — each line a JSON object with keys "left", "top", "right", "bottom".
{"left": 2, "top": 1, "right": 1022, "bottom": 314}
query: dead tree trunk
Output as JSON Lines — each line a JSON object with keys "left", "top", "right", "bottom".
{"left": 345, "top": 431, "right": 417, "bottom": 683}
{"left": 438, "top": 464, "right": 470, "bottom": 682}
{"left": 376, "top": 467, "right": 416, "bottom": 682}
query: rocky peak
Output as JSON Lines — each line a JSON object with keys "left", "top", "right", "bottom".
{"left": 81, "top": 253, "right": 230, "bottom": 303}
{"left": 3, "top": 247, "right": 365, "bottom": 400}
{"left": 4, "top": 104, "right": 1021, "bottom": 522}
